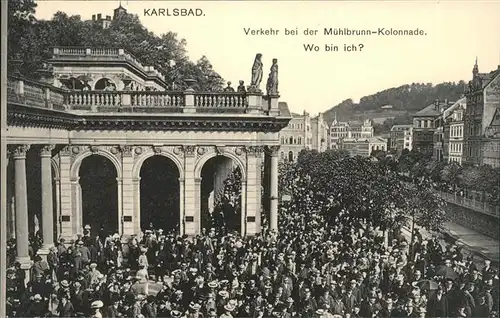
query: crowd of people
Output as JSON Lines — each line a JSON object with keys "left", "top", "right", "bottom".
{"left": 5, "top": 207, "right": 500, "bottom": 317}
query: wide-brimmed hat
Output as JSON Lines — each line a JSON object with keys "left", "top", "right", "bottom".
{"left": 90, "top": 263, "right": 97, "bottom": 269}
{"left": 218, "top": 290, "right": 229, "bottom": 297}
{"left": 33, "top": 294, "right": 42, "bottom": 300}
{"left": 208, "top": 281, "right": 218, "bottom": 288}
{"left": 84, "top": 225, "right": 91, "bottom": 230}
{"left": 286, "top": 297, "right": 294, "bottom": 303}
{"left": 189, "top": 302, "right": 201, "bottom": 310}
{"left": 170, "top": 310, "right": 182, "bottom": 318}
{"left": 315, "top": 309, "right": 325, "bottom": 315}
{"left": 135, "top": 294, "right": 146, "bottom": 301}
{"left": 60, "top": 280, "right": 70, "bottom": 288}
{"left": 90, "top": 300, "right": 104, "bottom": 309}
{"left": 224, "top": 304, "right": 235, "bottom": 312}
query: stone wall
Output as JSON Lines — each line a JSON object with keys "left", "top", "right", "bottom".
{"left": 446, "top": 202, "right": 499, "bottom": 239}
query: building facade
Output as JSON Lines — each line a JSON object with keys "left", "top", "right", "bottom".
{"left": 5, "top": 49, "right": 291, "bottom": 276}
{"left": 443, "top": 98, "right": 467, "bottom": 164}
{"left": 463, "top": 60, "right": 500, "bottom": 167}
{"left": 412, "top": 99, "right": 452, "bottom": 157}
{"left": 340, "top": 137, "right": 388, "bottom": 157}
{"left": 389, "top": 124, "right": 413, "bottom": 154}
{"left": 311, "top": 113, "right": 330, "bottom": 152}
{"left": 279, "top": 111, "right": 311, "bottom": 162}
{"left": 330, "top": 118, "right": 373, "bottom": 149}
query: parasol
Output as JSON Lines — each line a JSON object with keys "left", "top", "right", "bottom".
{"left": 435, "top": 265, "right": 458, "bottom": 280}
{"left": 416, "top": 279, "right": 439, "bottom": 291}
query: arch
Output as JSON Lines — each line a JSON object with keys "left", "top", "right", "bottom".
{"left": 51, "top": 157, "right": 60, "bottom": 180}
{"left": 288, "top": 151, "right": 294, "bottom": 162}
{"left": 139, "top": 155, "right": 180, "bottom": 233}
{"left": 194, "top": 150, "right": 247, "bottom": 181}
{"left": 94, "top": 77, "right": 117, "bottom": 90}
{"left": 132, "top": 150, "right": 184, "bottom": 180}
{"left": 71, "top": 149, "right": 122, "bottom": 180}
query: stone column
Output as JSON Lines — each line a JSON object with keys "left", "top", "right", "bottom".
{"left": 12, "top": 145, "right": 31, "bottom": 269}
{"left": 268, "top": 146, "right": 279, "bottom": 232}
{"left": 40, "top": 145, "right": 55, "bottom": 251}
{"left": 183, "top": 146, "right": 197, "bottom": 236}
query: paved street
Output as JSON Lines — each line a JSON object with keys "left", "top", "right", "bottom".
{"left": 440, "top": 221, "right": 500, "bottom": 267}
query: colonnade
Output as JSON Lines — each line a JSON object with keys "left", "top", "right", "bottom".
{"left": 7, "top": 143, "right": 281, "bottom": 273}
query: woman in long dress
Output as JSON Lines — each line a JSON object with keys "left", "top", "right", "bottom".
{"left": 250, "top": 53, "right": 263, "bottom": 89}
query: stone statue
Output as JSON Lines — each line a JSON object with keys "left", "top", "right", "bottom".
{"left": 237, "top": 80, "right": 246, "bottom": 93}
{"left": 266, "top": 58, "right": 279, "bottom": 96}
{"left": 249, "top": 53, "right": 263, "bottom": 92}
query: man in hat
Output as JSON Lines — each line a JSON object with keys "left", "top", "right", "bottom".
{"left": 133, "top": 294, "right": 146, "bottom": 317}
{"left": 142, "top": 295, "right": 157, "bottom": 317}
{"left": 90, "top": 300, "right": 104, "bottom": 318}
{"left": 58, "top": 293, "right": 75, "bottom": 317}
{"left": 105, "top": 294, "right": 121, "bottom": 318}
{"left": 25, "top": 294, "right": 47, "bottom": 317}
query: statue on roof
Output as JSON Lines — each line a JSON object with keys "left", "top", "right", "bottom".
{"left": 249, "top": 53, "right": 263, "bottom": 92}
{"left": 266, "top": 58, "right": 279, "bottom": 96}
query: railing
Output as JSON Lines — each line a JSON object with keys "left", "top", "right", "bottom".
{"left": 6, "top": 76, "right": 268, "bottom": 114}
{"left": 195, "top": 93, "right": 248, "bottom": 109}
{"left": 131, "top": 91, "right": 184, "bottom": 107}
{"left": 53, "top": 47, "right": 166, "bottom": 81}
{"left": 65, "top": 91, "right": 122, "bottom": 110}
{"left": 438, "top": 190, "right": 500, "bottom": 218}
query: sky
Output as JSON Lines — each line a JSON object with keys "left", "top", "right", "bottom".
{"left": 34, "top": 0, "right": 500, "bottom": 115}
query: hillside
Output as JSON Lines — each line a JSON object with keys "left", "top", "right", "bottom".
{"left": 324, "top": 81, "right": 467, "bottom": 125}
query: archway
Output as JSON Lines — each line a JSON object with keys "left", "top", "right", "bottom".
{"left": 94, "top": 78, "right": 116, "bottom": 90}
{"left": 200, "top": 156, "right": 242, "bottom": 234}
{"left": 79, "top": 155, "right": 118, "bottom": 238}
{"left": 139, "top": 155, "right": 180, "bottom": 234}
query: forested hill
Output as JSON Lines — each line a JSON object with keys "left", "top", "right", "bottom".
{"left": 8, "top": 0, "right": 224, "bottom": 91}
{"left": 324, "top": 81, "right": 467, "bottom": 124}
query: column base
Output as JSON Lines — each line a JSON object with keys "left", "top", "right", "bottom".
{"left": 37, "top": 246, "right": 52, "bottom": 262}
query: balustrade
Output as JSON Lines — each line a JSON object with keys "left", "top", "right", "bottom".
{"left": 7, "top": 76, "right": 264, "bottom": 114}
{"left": 130, "top": 91, "right": 184, "bottom": 107}
{"left": 194, "top": 93, "right": 247, "bottom": 109}
{"left": 65, "top": 91, "right": 121, "bottom": 108}
{"left": 438, "top": 190, "right": 500, "bottom": 218}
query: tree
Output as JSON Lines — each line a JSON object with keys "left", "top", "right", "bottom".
{"left": 279, "top": 149, "right": 447, "bottom": 236}
{"left": 8, "top": 2, "right": 225, "bottom": 90}
{"left": 440, "top": 162, "right": 463, "bottom": 189}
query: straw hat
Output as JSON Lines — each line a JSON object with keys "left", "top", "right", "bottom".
{"left": 90, "top": 300, "right": 104, "bottom": 309}
{"left": 224, "top": 304, "right": 235, "bottom": 312}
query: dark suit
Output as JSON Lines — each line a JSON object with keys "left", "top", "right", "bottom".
{"left": 57, "top": 301, "right": 75, "bottom": 317}
{"left": 427, "top": 294, "right": 449, "bottom": 318}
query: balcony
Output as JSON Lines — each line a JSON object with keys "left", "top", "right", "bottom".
{"left": 7, "top": 75, "right": 263, "bottom": 115}
{"left": 52, "top": 47, "right": 166, "bottom": 81}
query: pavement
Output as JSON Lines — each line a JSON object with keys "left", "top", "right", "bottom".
{"left": 401, "top": 221, "right": 499, "bottom": 269}
{"left": 439, "top": 222, "right": 499, "bottom": 268}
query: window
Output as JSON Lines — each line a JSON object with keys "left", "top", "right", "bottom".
{"left": 298, "top": 137, "right": 302, "bottom": 144}
{"left": 289, "top": 137, "right": 293, "bottom": 144}
{"left": 288, "top": 151, "right": 294, "bottom": 162}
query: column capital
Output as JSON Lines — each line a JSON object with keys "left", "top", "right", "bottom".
{"left": 265, "top": 145, "right": 280, "bottom": 156}
{"left": 40, "top": 144, "right": 55, "bottom": 157}
{"left": 246, "top": 146, "right": 265, "bottom": 157}
{"left": 9, "top": 144, "right": 31, "bottom": 159}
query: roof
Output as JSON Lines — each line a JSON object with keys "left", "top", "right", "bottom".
{"left": 391, "top": 124, "right": 412, "bottom": 131}
{"left": 414, "top": 103, "right": 444, "bottom": 117}
{"left": 278, "top": 102, "right": 291, "bottom": 118}
{"left": 479, "top": 68, "right": 500, "bottom": 88}
{"left": 348, "top": 120, "right": 362, "bottom": 127}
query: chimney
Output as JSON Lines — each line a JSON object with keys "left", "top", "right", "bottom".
{"left": 106, "top": 15, "right": 111, "bottom": 20}
{"left": 97, "top": 13, "right": 102, "bottom": 20}
{"left": 434, "top": 99, "right": 439, "bottom": 110}
{"left": 92, "top": 14, "right": 96, "bottom": 21}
